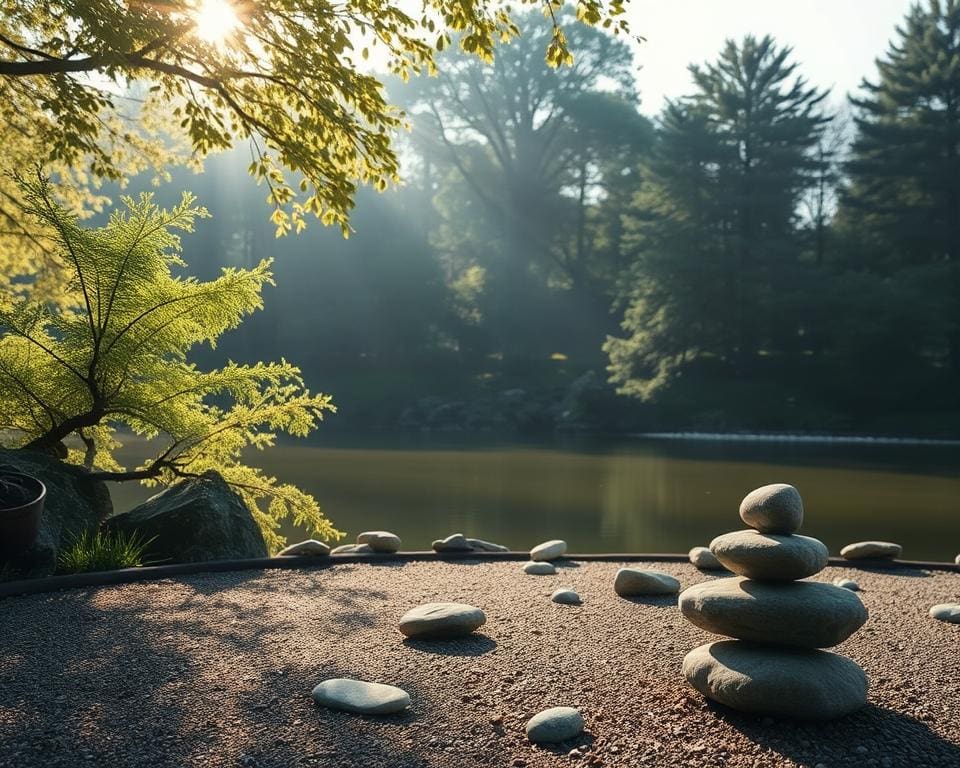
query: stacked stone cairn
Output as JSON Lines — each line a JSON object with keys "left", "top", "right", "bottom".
{"left": 679, "top": 483, "right": 870, "bottom": 720}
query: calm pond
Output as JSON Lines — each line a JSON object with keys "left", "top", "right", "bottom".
{"left": 110, "top": 435, "right": 960, "bottom": 561}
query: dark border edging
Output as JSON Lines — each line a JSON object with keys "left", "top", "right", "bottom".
{"left": 0, "top": 551, "right": 956, "bottom": 600}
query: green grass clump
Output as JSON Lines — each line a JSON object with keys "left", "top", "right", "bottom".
{"left": 57, "top": 529, "right": 155, "bottom": 574}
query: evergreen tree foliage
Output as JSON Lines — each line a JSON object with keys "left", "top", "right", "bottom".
{"left": 0, "top": 173, "right": 339, "bottom": 550}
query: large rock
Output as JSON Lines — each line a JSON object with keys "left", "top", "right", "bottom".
{"left": 709, "top": 530, "right": 828, "bottom": 581}
{"left": 398, "top": 602, "right": 486, "bottom": 639}
{"left": 311, "top": 679, "right": 410, "bottom": 714}
{"left": 613, "top": 568, "right": 680, "bottom": 597}
{"left": 683, "top": 640, "right": 868, "bottom": 719}
{"left": 840, "top": 541, "right": 902, "bottom": 560}
{"left": 739, "top": 484, "right": 804, "bottom": 534}
{"left": 106, "top": 471, "right": 266, "bottom": 564}
{"left": 0, "top": 448, "right": 111, "bottom": 578}
{"left": 525, "top": 707, "right": 584, "bottom": 743}
{"left": 679, "top": 577, "right": 868, "bottom": 648}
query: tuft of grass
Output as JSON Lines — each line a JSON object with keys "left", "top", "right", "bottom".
{"left": 57, "top": 529, "right": 155, "bottom": 574}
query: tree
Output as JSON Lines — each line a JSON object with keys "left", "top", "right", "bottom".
{"left": 0, "top": 0, "right": 632, "bottom": 296}
{"left": 607, "top": 35, "right": 830, "bottom": 400}
{"left": 0, "top": 172, "right": 338, "bottom": 551}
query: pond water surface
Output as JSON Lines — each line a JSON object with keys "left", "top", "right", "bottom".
{"left": 110, "top": 435, "right": 960, "bottom": 561}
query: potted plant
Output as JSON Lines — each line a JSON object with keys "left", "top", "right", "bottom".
{"left": 0, "top": 470, "right": 46, "bottom": 557}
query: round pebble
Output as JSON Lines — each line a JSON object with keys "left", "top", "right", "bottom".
{"left": 551, "top": 588, "right": 581, "bottom": 605}
{"left": 311, "top": 678, "right": 410, "bottom": 714}
{"left": 840, "top": 541, "right": 902, "bottom": 560}
{"left": 709, "top": 530, "right": 828, "bottom": 581}
{"left": 929, "top": 603, "right": 960, "bottom": 624}
{"left": 613, "top": 568, "right": 680, "bottom": 597}
{"left": 356, "top": 531, "right": 401, "bottom": 553}
{"left": 525, "top": 706, "right": 584, "bottom": 743}
{"left": 833, "top": 578, "right": 860, "bottom": 591}
{"left": 398, "top": 602, "right": 486, "bottom": 639}
{"left": 689, "top": 546, "right": 724, "bottom": 570}
{"left": 739, "top": 483, "right": 804, "bottom": 534}
{"left": 530, "top": 539, "right": 567, "bottom": 561}
{"left": 523, "top": 561, "right": 557, "bottom": 575}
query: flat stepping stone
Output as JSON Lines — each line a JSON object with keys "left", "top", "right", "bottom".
{"left": 739, "top": 484, "right": 804, "bottom": 534}
{"left": 277, "top": 539, "right": 330, "bottom": 557}
{"left": 523, "top": 561, "right": 557, "bottom": 575}
{"left": 614, "top": 568, "right": 680, "bottom": 597}
{"left": 689, "top": 546, "right": 724, "bottom": 570}
{"left": 709, "top": 530, "right": 828, "bottom": 581}
{"left": 551, "top": 587, "right": 581, "bottom": 605}
{"left": 683, "top": 640, "right": 867, "bottom": 720}
{"left": 465, "top": 537, "right": 509, "bottom": 552}
{"left": 525, "top": 706, "right": 584, "bottom": 743}
{"left": 679, "top": 577, "right": 868, "bottom": 648}
{"left": 833, "top": 578, "right": 860, "bottom": 591}
{"left": 530, "top": 539, "right": 566, "bottom": 561}
{"left": 840, "top": 541, "right": 902, "bottom": 560}
{"left": 929, "top": 603, "right": 960, "bottom": 623}
{"left": 356, "top": 530, "right": 401, "bottom": 553}
{"left": 398, "top": 602, "right": 486, "bottom": 639}
{"left": 331, "top": 543, "right": 373, "bottom": 555}
{"left": 432, "top": 533, "right": 473, "bottom": 552}
{"left": 311, "top": 678, "right": 410, "bottom": 714}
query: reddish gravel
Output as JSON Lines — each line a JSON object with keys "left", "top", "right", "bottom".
{"left": 0, "top": 560, "right": 958, "bottom": 768}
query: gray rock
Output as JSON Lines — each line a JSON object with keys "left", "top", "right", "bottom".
{"left": 709, "top": 530, "right": 828, "bottom": 581}
{"left": 613, "top": 568, "right": 680, "bottom": 597}
{"left": 679, "top": 577, "right": 868, "bottom": 648}
{"left": 523, "top": 561, "right": 557, "bottom": 575}
{"left": 689, "top": 546, "right": 724, "bottom": 570}
{"left": 929, "top": 603, "right": 960, "bottom": 623}
{"left": 331, "top": 543, "right": 374, "bottom": 555}
{"left": 840, "top": 541, "right": 902, "bottom": 560}
{"left": 530, "top": 539, "right": 567, "bottom": 561}
{"left": 683, "top": 640, "right": 868, "bottom": 719}
{"left": 739, "top": 484, "right": 804, "bottom": 534}
{"left": 465, "top": 537, "right": 509, "bottom": 552}
{"left": 432, "top": 533, "right": 473, "bottom": 552}
{"left": 106, "top": 471, "right": 265, "bottom": 565}
{"left": 277, "top": 539, "right": 330, "bottom": 557}
{"left": 525, "top": 706, "right": 584, "bottom": 743}
{"left": 356, "top": 530, "right": 401, "bottom": 553}
{"left": 398, "top": 602, "right": 486, "bottom": 639}
{"left": 311, "top": 678, "right": 410, "bottom": 714}
{"left": 833, "top": 578, "right": 860, "bottom": 591}
{"left": 955, "top": 554, "right": 960, "bottom": 566}
{"left": 551, "top": 587, "right": 581, "bottom": 605}
{"left": 0, "top": 448, "right": 111, "bottom": 578}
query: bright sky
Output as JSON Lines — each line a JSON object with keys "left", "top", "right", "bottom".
{"left": 624, "top": 0, "right": 915, "bottom": 115}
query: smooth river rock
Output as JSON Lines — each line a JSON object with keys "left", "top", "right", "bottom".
{"left": 398, "top": 602, "right": 486, "bottom": 639}
{"left": 955, "top": 553, "right": 960, "bottom": 566}
{"left": 356, "top": 531, "right": 401, "bottom": 553}
{"left": 530, "top": 539, "right": 567, "bottom": 561}
{"left": 739, "top": 483, "right": 804, "bottom": 534}
{"left": 929, "top": 603, "right": 960, "bottom": 624}
{"left": 277, "top": 539, "right": 330, "bottom": 557}
{"left": 682, "top": 641, "right": 868, "bottom": 720}
{"left": 709, "top": 530, "right": 828, "bottom": 581}
{"left": 833, "top": 578, "right": 861, "bottom": 591}
{"left": 330, "top": 543, "right": 373, "bottom": 555}
{"left": 679, "top": 577, "right": 868, "bottom": 648}
{"left": 432, "top": 533, "right": 473, "bottom": 552}
{"left": 525, "top": 707, "right": 584, "bottom": 743}
{"left": 551, "top": 587, "right": 581, "bottom": 605}
{"left": 613, "top": 568, "right": 680, "bottom": 597}
{"left": 840, "top": 541, "right": 902, "bottom": 560}
{"left": 523, "top": 561, "right": 557, "bottom": 575}
{"left": 311, "top": 678, "right": 410, "bottom": 714}
{"left": 466, "top": 537, "right": 509, "bottom": 552}
{"left": 689, "top": 546, "right": 724, "bottom": 570}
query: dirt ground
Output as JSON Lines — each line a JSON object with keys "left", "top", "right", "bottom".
{"left": 0, "top": 559, "right": 958, "bottom": 768}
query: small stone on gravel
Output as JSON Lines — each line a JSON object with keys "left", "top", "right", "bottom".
{"left": 432, "top": 533, "right": 473, "bottom": 552}
{"left": 929, "top": 603, "right": 960, "bottom": 623}
{"left": 530, "top": 539, "right": 567, "bottom": 561}
{"left": 689, "top": 546, "right": 724, "bottom": 570}
{"left": 330, "top": 543, "right": 373, "bottom": 555}
{"left": 523, "top": 561, "right": 557, "bottom": 575}
{"left": 840, "top": 541, "right": 902, "bottom": 560}
{"left": 525, "top": 707, "right": 584, "bottom": 743}
{"left": 277, "top": 539, "right": 330, "bottom": 557}
{"left": 551, "top": 588, "right": 581, "bottom": 605}
{"left": 613, "top": 568, "right": 680, "bottom": 597}
{"left": 311, "top": 678, "right": 410, "bottom": 714}
{"left": 398, "top": 602, "right": 486, "bottom": 639}
{"left": 356, "top": 531, "right": 401, "bottom": 553}
{"left": 739, "top": 483, "right": 804, "bottom": 534}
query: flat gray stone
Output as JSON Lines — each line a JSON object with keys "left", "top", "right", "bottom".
{"left": 551, "top": 588, "right": 581, "bottom": 605}
{"left": 398, "top": 602, "right": 486, "bottom": 639}
{"left": 840, "top": 541, "right": 902, "bottom": 560}
{"left": 679, "top": 577, "right": 868, "bottom": 648}
{"left": 530, "top": 539, "right": 567, "bottom": 561}
{"left": 929, "top": 603, "right": 960, "bottom": 623}
{"left": 525, "top": 707, "right": 584, "bottom": 743}
{"left": 833, "top": 578, "right": 860, "bottom": 591}
{"left": 689, "top": 546, "right": 724, "bottom": 570}
{"left": 330, "top": 543, "right": 373, "bottom": 555}
{"left": 432, "top": 533, "right": 473, "bottom": 552}
{"left": 311, "top": 678, "right": 410, "bottom": 714}
{"left": 277, "top": 539, "right": 330, "bottom": 557}
{"left": 709, "top": 530, "right": 828, "bottom": 581}
{"left": 614, "top": 568, "right": 680, "bottom": 597}
{"left": 523, "top": 561, "right": 557, "bottom": 575}
{"left": 465, "top": 537, "right": 509, "bottom": 552}
{"left": 739, "top": 484, "right": 804, "bottom": 534}
{"left": 683, "top": 641, "right": 868, "bottom": 720}
{"left": 356, "top": 531, "right": 401, "bottom": 553}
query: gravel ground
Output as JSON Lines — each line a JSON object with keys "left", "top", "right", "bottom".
{"left": 0, "top": 560, "right": 958, "bottom": 768}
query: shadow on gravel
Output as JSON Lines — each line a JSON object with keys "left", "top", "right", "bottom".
{"left": 401, "top": 633, "right": 497, "bottom": 656}
{"left": 618, "top": 595, "right": 678, "bottom": 608}
{"left": 844, "top": 564, "right": 932, "bottom": 578}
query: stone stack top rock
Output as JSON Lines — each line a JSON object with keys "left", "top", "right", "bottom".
{"left": 739, "top": 483, "right": 804, "bottom": 534}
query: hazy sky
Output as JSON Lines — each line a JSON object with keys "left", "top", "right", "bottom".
{"left": 625, "top": 0, "right": 916, "bottom": 114}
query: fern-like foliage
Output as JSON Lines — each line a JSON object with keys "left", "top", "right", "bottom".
{"left": 0, "top": 171, "right": 341, "bottom": 551}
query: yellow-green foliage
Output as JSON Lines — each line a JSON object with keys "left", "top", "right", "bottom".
{"left": 0, "top": 172, "right": 340, "bottom": 551}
